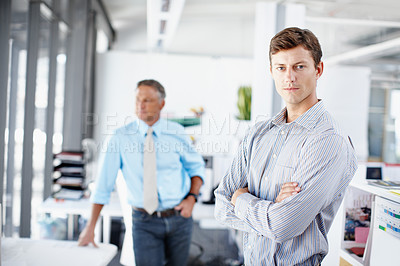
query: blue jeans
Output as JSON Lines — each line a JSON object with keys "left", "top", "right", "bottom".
{"left": 132, "top": 209, "right": 193, "bottom": 266}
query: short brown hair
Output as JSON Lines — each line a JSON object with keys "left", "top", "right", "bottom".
{"left": 269, "top": 27, "right": 322, "bottom": 68}
{"left": 137, "top": 79, "right": 166, "bottom": 100}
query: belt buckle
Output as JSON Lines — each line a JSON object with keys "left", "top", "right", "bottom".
{"left": 156, "top": 211, "right": 162, "bottom": 218}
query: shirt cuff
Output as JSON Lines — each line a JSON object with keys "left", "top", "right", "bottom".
{"left": 189, "top": 169, "right": 205, "bottom": 182}
{"left": 90, "top": 192, "right": 110, "bottom": 205}
{"left": 234, "top": 192, "right": 257, "bottom": 220}
{"left": 190, "top": 173, "right": 204, "bottom": 182}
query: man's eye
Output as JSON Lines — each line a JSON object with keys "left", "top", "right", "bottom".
{"left": 277, "top": 67, "right": 285, "bottom": 71}
{"left": 296, "top": 65, "right": 304, "bottom": 70}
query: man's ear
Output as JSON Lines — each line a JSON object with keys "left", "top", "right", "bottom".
{"left": 160, "top": 99, "right": 165, "bottom": 109}
{"left": 316, "top": 61, "right": 324, "bottom": 80}
{"left": 269, "top": 65, "right": 274, "bottom": 79}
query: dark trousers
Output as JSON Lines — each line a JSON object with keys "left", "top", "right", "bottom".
{"left": 132, "top": 209, "right": 193, "bottom": 266}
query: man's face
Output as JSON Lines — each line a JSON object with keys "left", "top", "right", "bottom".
{"left": 135, "top": 85, "right": 165, "bottom": 125}
{"left": 270, "top": 46, "right": 323, "bottom": 111}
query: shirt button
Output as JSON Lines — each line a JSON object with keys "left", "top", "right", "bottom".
{"left": 248, "top": 245, "right": 252, "bottom": 249}
{"left": 281, "top": 130, "right": 285, "bottom": 135}
{"left": 273, "top": 154, "right": 277, "bottom": 159}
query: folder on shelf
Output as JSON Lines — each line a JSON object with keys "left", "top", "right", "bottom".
{"left": 52, "top": 188, "right": 84, "bottom": 200}
{"left": 54, "top": 176, "right": 84, "bottom": 187}
{"left": 54, "top": 166, "right": 85, "bottom": 175}
{"left": 367, "top": 180, "right": 400, "bottom": 189}
{"left": 54, "top": 151, "right": 84, "bottom": 161}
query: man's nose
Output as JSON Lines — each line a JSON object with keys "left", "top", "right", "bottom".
{"left": 285, "top": 69, "right": 295, "bottom": 83}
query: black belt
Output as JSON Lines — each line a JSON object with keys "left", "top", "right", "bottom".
{"left": 133, "top": 207, "right": 180, "bottom": 218}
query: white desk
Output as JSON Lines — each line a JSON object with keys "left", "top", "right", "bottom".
{"left": 37, "top": 194, "right": 219, "bottom": 243}
{"left": 37, "top": 193, "right": 123, "bottom": 243}
{"left": 1, "top": 238, "right": 117, "bottom": 266}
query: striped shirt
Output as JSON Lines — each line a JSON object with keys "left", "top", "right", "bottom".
{"left": 214, "top": 101, "right": 358, "bottom": 265}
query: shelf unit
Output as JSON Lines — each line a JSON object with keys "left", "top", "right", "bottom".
{"left": 340, "top": 179, "right": 400, "bottom": 266}
{"left": 52, "top": 151, "right": 86, "bottom": 200}
{"left": 341, "top": 184, "right": 372, "bottom": 265}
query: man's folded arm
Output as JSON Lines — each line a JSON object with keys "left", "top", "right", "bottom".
{"left": 232, "top": 134, "right": 357, "bottom": 242}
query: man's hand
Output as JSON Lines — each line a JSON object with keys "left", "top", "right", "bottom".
{"left": 174, "top": 196, "right": 196, "bottom": 218}
{"left": 231, "top": 187, "right": 249, "bottom": 206}
{"left": 275, "top": 182, "right": 301, "bottom": 203}
{"left": 78, "top": 226, "right": 98, "bottom": 247}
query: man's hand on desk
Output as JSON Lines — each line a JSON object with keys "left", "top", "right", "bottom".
{"left": 78, "top": 226, "right": 98, "bottom": 248}
{"left": 78, "top": 203, "right": 103, "bottom": 247}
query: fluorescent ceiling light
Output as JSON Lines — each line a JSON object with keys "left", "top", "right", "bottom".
{"left": 324, "top": 37, "right": 400, "bottom": 65}
{"left": 306, "top": 16, "right": 400, "bottom": 28}
{"left": 147, "top": 0, "right": 186, "bottom": 51}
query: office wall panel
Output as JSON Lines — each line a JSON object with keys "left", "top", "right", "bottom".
{"left": 318, "top": 65, "right": 371, "bottom": 161}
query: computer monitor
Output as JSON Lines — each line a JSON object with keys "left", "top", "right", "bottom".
{"left": 365, "top": 162, "right": 385, "bottom": 180}
{"left": 366, "top": 166, "right": 382, "bottom": 180}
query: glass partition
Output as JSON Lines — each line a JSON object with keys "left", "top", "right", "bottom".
{"left": 4, "top": 0, "right": 69, "bottom": 237}
{"left": 31, "top": 9, "right": 52, "bottom": 234}
{"left": 5, "top": 0, "right": 29, "bottom": 238}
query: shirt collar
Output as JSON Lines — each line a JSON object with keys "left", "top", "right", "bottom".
{"left": 271, "top": 100, "right": 326, "bottom": 130}
{"left": 137, "top": 118, "right": 162, "bottom": 137}
{"left": 271, "top": 107, "right": 287, "bottom": 127}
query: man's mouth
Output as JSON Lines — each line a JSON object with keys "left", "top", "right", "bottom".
{"left": 284, "top": 87, "right": 299, "bottom": 91}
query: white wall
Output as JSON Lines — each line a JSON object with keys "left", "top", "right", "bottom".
{"left": 318, "top": 65, "right": 371, "bottom": 161}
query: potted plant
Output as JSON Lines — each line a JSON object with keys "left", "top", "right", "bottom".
{"left": 236, "top": 85, "right": 252, "bottom": 120}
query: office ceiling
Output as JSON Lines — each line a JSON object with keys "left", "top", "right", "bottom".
{"left": 103, "top": 0, "right": 400, "bottom": 81}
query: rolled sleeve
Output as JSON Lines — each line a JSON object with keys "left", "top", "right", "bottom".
{"left": 187, "top": 163, "right": 205, "bottom": 180}
{"left": 181, "top": 150, "right": 205, "bottom": 180}
{"left": 177, "top": 133, "right": 205, "bottom": 180}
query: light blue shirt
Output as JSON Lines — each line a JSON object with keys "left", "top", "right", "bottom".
{"left": 215, "top": 101, "right": 358, "bottom": 265}
{"left": 91, "top": 118, "right": 205, "bottom": 210}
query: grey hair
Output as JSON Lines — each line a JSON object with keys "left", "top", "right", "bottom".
{"left": 137, "top": 79, "right": 166, "bottom": 100}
